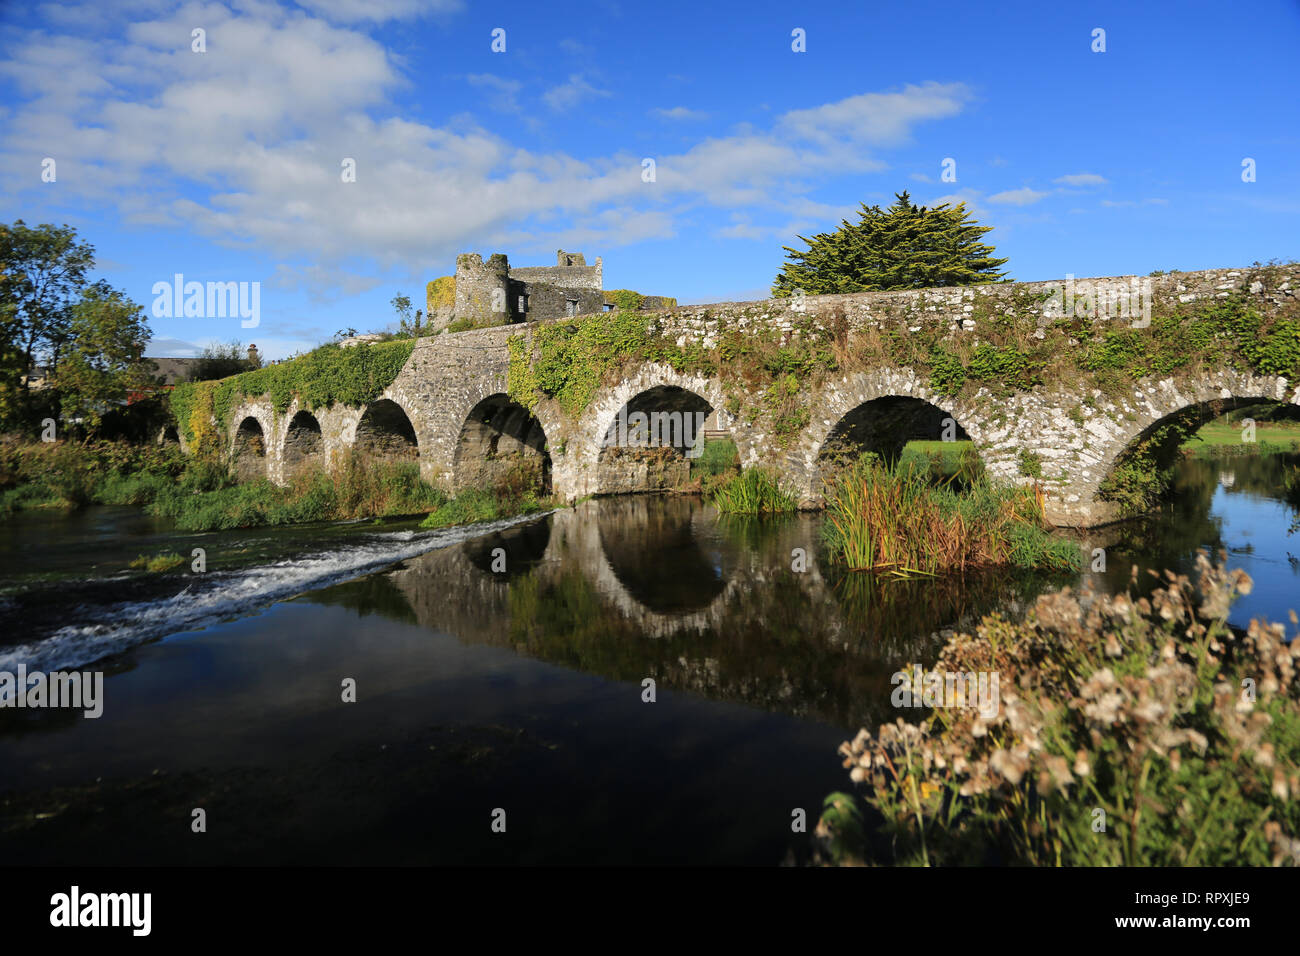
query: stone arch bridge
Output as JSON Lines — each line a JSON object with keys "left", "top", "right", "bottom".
{"left": 215, "top": 265, "right": 1299, "bottom": 528}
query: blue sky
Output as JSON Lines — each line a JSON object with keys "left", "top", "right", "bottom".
{"left": 1, "top": 0, "right": 1297, "bottom": 359}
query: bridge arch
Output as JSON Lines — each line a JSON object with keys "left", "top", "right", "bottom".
{"left": 1085, "top": 371, "right": 1298, "bottom": 523}
{"left": 799, "top": 371, "right": 990, "bottom": 498}
{"left": 283, "top": 409, "right": 324, "bottom": 476}
{"left": 354, "top": 398, "right": 419, "bottom": 461}
{"left": 453, "top": 393, "right": 552, "bottom": 494}
{"left": 232, "top": 415, "right": 268, "bottom": 481}
{"left": 573, "top": 364, "right": 741, "bottom": 497}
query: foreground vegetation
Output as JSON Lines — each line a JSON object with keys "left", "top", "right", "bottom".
{"left": 817, "top": 554, "right": 1300, "bottom": 866}
{"left": 0, "top": 438, "right": 550, "bottom": 532}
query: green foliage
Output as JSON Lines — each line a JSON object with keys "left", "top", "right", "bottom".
{"left": 967, "top": 344, "right": 1035, "bottom": 389}
{"left": 707, "top": 467, "right": 799, "bottom": 514}
{"left": 605, "top": 289, "right": 644, "bottom": 311}
{"left": 928, "top": 346, "right": 966, "bottom": 397}
{"left": 129, "top": 551, "right": 185, "bottom": 573}
{"left": 427, "top": 276, "right": 455, "bottom": 313}
{"left": 692, "top": 438, "right": 739, "bottom": 477}
{"left": 54, "top": 285, "right": 153, "bottom": 434}
{"left": 420, "top": 487, "right": 537, "bottom": 529}
{"left": 824, "top": 555, "right": 1300, "bottom": 866}
{"left": 1098, "top": 418, "right": 1198, "bottom": 517}
{"left": 168, "top": 340, "right": 414, "bottom": 451}
{"left": 0, "top": 439, "right": 189, "bottom": 514}
{"left": 0, "top": 219, "right": 97, "bottom": 423}
{"left": 149, "top": 454, "right": 444, "bottom": 531}
{"left": 0, "top": 438, "right": 449, "bottom": 530}
{"left": 772, "top": 191, "right": 1009, "bottom": 296}
{"left": 822, "top": 455, "right": 1078, "bottom": 575}
{"left": 419, "top": 472, "right": 549, "bottom": 530}
{"left": 507, "top": 310, "right": 655, "bottom": 415}
{"left": 1016, "top": 449, "right": 1043, "bottom": 479}
{"left": 188, "top": 340, "right": 259, "bottom": 382}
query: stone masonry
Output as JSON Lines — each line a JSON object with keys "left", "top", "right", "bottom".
{"left": 220, "top": 265, "right": 1299, "bottom": 527}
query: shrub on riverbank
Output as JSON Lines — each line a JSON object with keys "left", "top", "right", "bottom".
{"left": 0, "top": 436, "right": 456, "bottom": 528}
{"left": 149, "top": 455, "right": 446, "bottom": 531}
{"left": 817, "top": 554, "right": 1300, "bottom": 866}
{"left": 0, "top": 438, "right": 188, "bottom": 515}
{"left": 822, "top": 458, "right": 1079, "bottom": 575}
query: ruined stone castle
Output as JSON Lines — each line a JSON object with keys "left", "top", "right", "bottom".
{"left": 427, "top": 249, "right": 675, "bottom": 331}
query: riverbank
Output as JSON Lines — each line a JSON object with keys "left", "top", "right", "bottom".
{"left": 0, "top": 437, "right": 551, "bottom": 532}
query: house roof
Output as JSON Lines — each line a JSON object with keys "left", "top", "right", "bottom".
{"left": 144, "top": 357, "right": 202, "bottom": 385}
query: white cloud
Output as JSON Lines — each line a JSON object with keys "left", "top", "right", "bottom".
{"left": 1101, "top": 198, "right": 1168, "bottom": 208}
{"left": 292, "top": 0, "right": 463, "bottom": 23}
{"left": 651, "top": 106, "right": 710, "bottom": 121}
{"left": 1054, "top": 172, "right": 1108, "bottom": 186}
{"left": 926, "top": 189, "right": 984, "bottom": 216}
{"left": 0, "top": 5, "right": 975, "bottom": 297}
{"left": 270, "top": 264, "right": 385, "bottom": 303}
{"left": 910, "top": 172, "right": 934, "bottom": 183}
{"left": 988, "top": 187, "right": 1048, "bottom": 206}
{"left": 543, "top": 73, "right": 611, "bottom": 111}
{"left": 467, "top": 73, "right": 523, "bottom": 113}
{"left": 778, "top": 82, "right": 971, "bottom": 149}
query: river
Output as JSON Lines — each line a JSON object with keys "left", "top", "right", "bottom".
{"left": 0, "top": 455, "right": 1295, "bottom": 864}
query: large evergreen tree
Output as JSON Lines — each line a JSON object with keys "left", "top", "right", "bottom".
{"left": 771, "top": 192, "right": 1009, "bottom": 296}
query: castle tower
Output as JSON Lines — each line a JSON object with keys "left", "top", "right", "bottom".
{"left": 454, "top": 253, "right": 511, "bottom": 326}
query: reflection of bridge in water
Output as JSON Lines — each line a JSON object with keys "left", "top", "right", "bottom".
{"left": 371, "top": 497, "right": 1055, "bottom": 729}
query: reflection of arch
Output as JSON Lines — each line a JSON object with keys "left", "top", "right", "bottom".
{"left": 596, "top": 496, "right": 726, "bottom": 612}
{"left": 818, "top": 395, "right": 973, "bottom": 474}
{"left": 453, "top": 393, "right": 551, "bottom": 494}
{"left": 596, "top": 384, "right": 714, "bottom": 494}
{"left": 232, "top": 416, "right": 267, "bottom": 480}
{"left": 462, "top": 516, "right": 552, "bottom": 579}
{"left": 355, "top": 399, "right": 418, "bottom": 460}
{"left": 283, "top": 410, "right": 323, "bottom": 475}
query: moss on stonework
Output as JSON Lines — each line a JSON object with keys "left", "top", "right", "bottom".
{"left": 505, "top": 271, "right": 1297, "bottom": 449}
{"left": 169, "top": 339, "right": 414, "bottom": 449}
{"left": 426, "top": 275, "right": 455, "bottom": 313}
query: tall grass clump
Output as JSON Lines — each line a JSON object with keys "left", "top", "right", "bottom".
{"left": 818, "top": 554, "right": 1300, "bottom": 867}
{"left": 822, "top": 458, "right": 1078, "bottom": 575}
{"left": 708, "top": 466, "right": 798, "bottom": 514}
